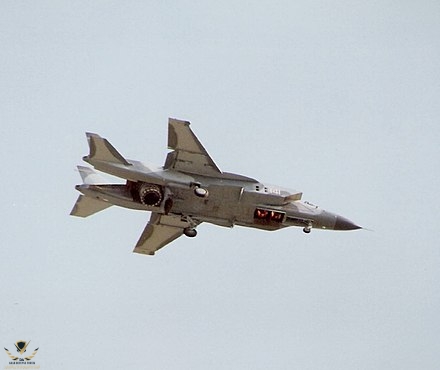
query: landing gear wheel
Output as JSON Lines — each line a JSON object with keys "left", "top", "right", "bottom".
{"left": 184, "top": 228, "right": 197, "bottom": 237}
{"left": 303, "top": 227, "right": 312, "bottom": 234}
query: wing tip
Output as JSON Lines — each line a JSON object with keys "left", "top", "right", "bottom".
{"left": 133, "top": 247, "right": 156, "bottom": 256}
{"left": 168, "top": 117, "right": 190, "bottom": 126}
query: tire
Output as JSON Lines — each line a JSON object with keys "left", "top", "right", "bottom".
{"left": 184, "top": 228, "right": 197, "bottom": 237}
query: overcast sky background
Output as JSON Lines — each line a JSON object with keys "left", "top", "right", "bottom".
{"left": 1, "top": 1, "right": 439, "bottom": 369}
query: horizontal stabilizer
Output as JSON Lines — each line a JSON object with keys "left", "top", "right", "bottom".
{"left": 70, "top": 195, "right": 112, "bottom": 218}
{"left": 83, "top": 132, "right": 130, "bottom": 166}
{"left": 77, "top": 166, "right": 107, "bottom": 184}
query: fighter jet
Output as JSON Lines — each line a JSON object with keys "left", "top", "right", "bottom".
{"left": 71, "top": 118, "right": 361, "bottom": 255}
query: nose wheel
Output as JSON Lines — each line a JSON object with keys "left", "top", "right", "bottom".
{"left": 303, "top": 223, "right": 312, "bottom": 234}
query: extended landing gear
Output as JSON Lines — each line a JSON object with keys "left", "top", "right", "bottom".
{"left": 184, "top": 228, "right": 197, "bottom": 237}
{"left": 303, "top": 223, "right": 312, "bottom": 234}
{"left": 182, "top": 215, "right": 199, "bottom": 238}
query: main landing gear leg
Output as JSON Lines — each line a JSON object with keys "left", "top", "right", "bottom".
{"left": 303, "top": 223, "right": 312, "bottom": 234}
{"left": 183, "top": 215, "right": 198, "bottom": 238}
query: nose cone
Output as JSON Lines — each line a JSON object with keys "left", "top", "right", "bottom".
{"left": 334, "top": 216, "right": 361, "bottom": 231}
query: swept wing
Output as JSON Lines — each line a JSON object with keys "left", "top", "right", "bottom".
{"left": 133, "top": 213, "right": 198, "bottom": 255}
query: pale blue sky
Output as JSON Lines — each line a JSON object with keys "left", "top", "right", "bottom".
{"left": 1, "top": 1, "right": 439, "bottom": 369}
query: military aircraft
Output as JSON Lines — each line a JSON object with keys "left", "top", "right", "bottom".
{"left": 71, "top": 118, "right": 361, "bottom": 255}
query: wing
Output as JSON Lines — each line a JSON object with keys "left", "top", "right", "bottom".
{"left": 163, "top": 118, "right": 222, "bottom": 176}
{"left": 133, "top": 213, "right": 195, "bottom": 256}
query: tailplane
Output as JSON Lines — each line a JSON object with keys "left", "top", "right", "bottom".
{"left": 70, "top": 165, "right": 113, "bottom": 217}
{"left": 77, "top": 165, "right": 107, "bottom": 184}
{"left": 70, "top": 195, "right": 112, "bottom": 218}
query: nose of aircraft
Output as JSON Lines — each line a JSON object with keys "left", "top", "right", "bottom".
{"left": 334, "top": 216, "right": 361, "bottom": 230}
